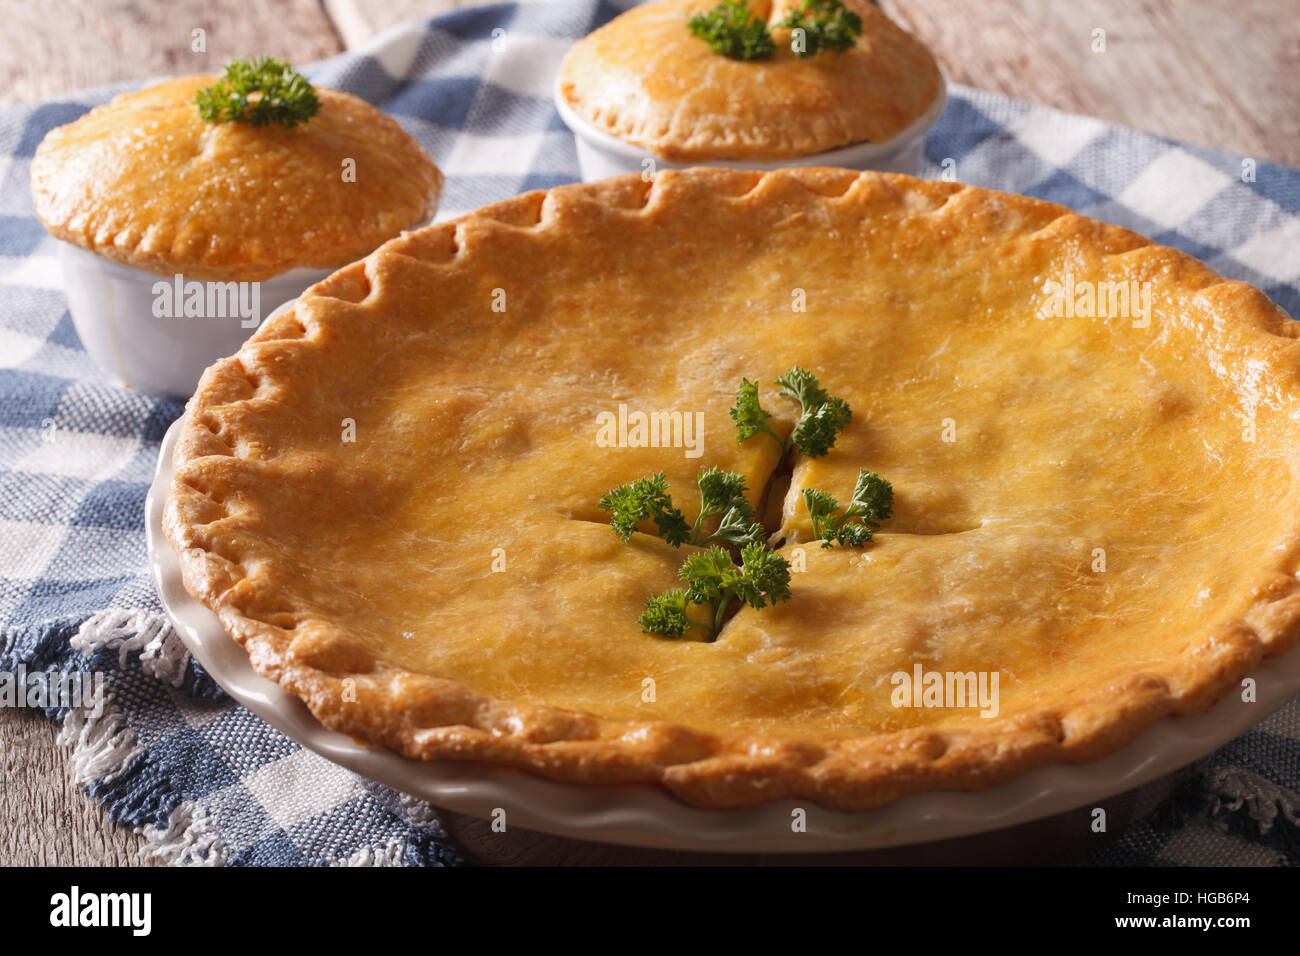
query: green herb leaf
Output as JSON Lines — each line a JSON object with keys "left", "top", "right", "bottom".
{"left": 779, "top": 0, "right": 863, "bottom": 58}
{"left": 639, "top": 589, "right": 700, "bottom": 638}
{"left": 775, "top": 366, "right": 852, "bottom": 458}
{"left": 729, "top": 377, "right": 780, "bottom": 446}
{"left": 687, "top": 0, "right": 776, "bottom": 61}
{"left": 692, "top": 467, "right": 764, "bottom": 546}
{"left": 646, "top": 543, "right": 791, "bottom": 640}
{"left": 733, "top": 366, "right": 852, "bottom": 458}
{"left": 737, "top": 542, "right": 793, "bottom": 606}
{"left": 790, "top": 394, "right": 852, "bottom": 458}
{"left": 803, "top": 468, "right": 893, "bottom": 548}
{"left": 602, "top": 468, "right": 766, "bottom": 551}
{"left": 732, "top": 368, "right": 852, "bottom": 457}
{"left": 598, "top": 472, "right": 691, "bottom": 545}
{"left": 608, "top": 469, "right": 789, "bottom": 640}
{"left": 712, "top": 504, "right": 768, "bottom": 550}
{"left": 681, "top": 546, "right": 737, "bottom": 606}
{"left": 802, "top": 487, "right": 841, "bottom": 529}
{"left": 697, "top": 467, "right": 754, "bottom": 522}
{"left": 774, "top": 365, "right": 830, "bottom": 413}
{"left": 195, "top": 56, "right": 321, "bottom": 128}
{"left": 847, "top": 468, "right": 894, "bottom": 523}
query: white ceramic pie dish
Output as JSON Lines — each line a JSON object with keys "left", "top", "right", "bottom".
{"left": 553, "top": 73, "right": 948, "bottom": 181}
{"left": 146, "top": 412, "right": 1300, "bottom": 853}
{"left": 58, "top": 241, "right": 333, "bottom": 401}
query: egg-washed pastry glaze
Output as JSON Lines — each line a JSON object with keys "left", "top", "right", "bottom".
{"left": 558, "top": 0, "right": 942, "bottom": 161}
{"left": 165, "top": 168, "right": 1300, "bottom": 810}
{"left": 32, "top": 76, "right": 442, "bottom": 281}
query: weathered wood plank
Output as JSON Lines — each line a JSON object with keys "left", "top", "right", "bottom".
{"left": 0, "top": 0, "right": 343, "bottom": 108}
{"left": 879, "top": 0, "right": 1300, "bottom": 165}
{"left": 0, "top": 709, "right": 161, "bottom": 866}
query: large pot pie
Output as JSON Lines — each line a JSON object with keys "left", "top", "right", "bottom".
{"left": 164, "top": 168, "right": 1300, "bottom": 811}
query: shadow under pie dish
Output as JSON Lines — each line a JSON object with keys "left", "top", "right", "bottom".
{"left": 163, "top": 167, "right": 1300, "bottom": 812}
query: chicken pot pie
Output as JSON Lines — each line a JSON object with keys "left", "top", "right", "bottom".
{"left": 164, "top": 168, "right": 1300, "bottom": 811}
{"left": 31, "top": 72, "right": 442, "bottom": 281}
{"left": 557, "top": 0, "right": 943, "bottom": 161}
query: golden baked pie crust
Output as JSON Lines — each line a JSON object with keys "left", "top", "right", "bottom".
{"left": 558, "top": 0, "right": 942, "bottom": 161}
{"left": 31, "top": 76, "right": 443, "bottom": 281}
{"left": 164, "top": 168, "right": 1300, "bottom": 811}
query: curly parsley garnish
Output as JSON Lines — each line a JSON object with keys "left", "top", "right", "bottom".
{"left": 600, "top": 467, "right": 766, "bottom": 549}
{"left": 804, "top": 469, "right": 893, "bottom": 548}
{"left": 601, "top": 468, "right": 786, "bottom": 640}
{"left": 640, "top": 544, "right": 792, "bottom": 640}
{"left": 195, "top": 56, "right": 321, "bottom": 128}
{"left": 599, "top": 472, "right": 689, "bottom": 545}
{"left": 605, "top": 366, "right": 893, "bottom": 640}
{"left": 730, "top": 366, "right": 852, "bottom": 459}
{"left": 779, "top": 0, "right": 863, "bottom": 57}
{"left": 687, "top": 0, "right": 776, "bottom": 61}
{"left": 687, "top": 0, "right": 862, "bottom": 61}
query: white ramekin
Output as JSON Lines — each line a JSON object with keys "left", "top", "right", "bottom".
{"left": 554, "top": 73, "right": 948, "bottom": 181}
{"left": 58, "top": 242, "right": 332, "bottom": 400}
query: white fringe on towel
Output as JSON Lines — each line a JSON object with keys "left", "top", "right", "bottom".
{"left": 327, "top": 838, "right": 408, "bottom": 867}
{"left": 56, "top": 609, "right": 230, "bottom": 865}
{"left": 71, "top": 608, "right": 192, "bottom": 687}
{"left": 140, "top": 803, "right": 228, "bottom": 867}
{"left": 1204, "top": 766, "right": 1300, "bottom": 834}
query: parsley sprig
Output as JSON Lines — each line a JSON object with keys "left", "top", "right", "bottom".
{"left": 603, "top": 367, "right": 891, "bottom": 641}
{"left": 780, "top": 0, "right": 863, "bottom": 57}
{"left": 195, "top": 56, "right": 321, "bottom": 128}
{"left": 599, "top": 467, "right": 765, "bottom": 550}
{"left": 686, "top": 0, "right": 862, "bottom": 61}
{"left": 730, "top": 366, "right": 852, "bottom": 459}
{"left": 641, "top": 544, "right": 792, "bottom": 639}
{"left": 804, "top": 469, "right": 893, "bottom": 548}
{"left": 687, "top": 0, "right": 776, "bottom": 61}
{"left": 599, "top": 472, "right": 688, "bottom": 545}
{"left": 600, "top": 468, "right": 786, "bottom": 640}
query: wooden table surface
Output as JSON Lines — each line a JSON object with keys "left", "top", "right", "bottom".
{"left": 1, "top": 0, "right": 1296, "bottom": 866}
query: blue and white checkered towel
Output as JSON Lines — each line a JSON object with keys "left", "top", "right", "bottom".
{"left": 1, "top": 0, "right": 1297, "bottom": 866}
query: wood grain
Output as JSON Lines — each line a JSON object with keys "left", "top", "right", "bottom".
{"left": 879, "top": 0, "right": 1300, "bottom": 165}
{"left": 1, "top": 0, "right": 1295, "bottom": 866}
{"left": 0, "top": 709, "right": 161, "bottom": 866}
{"left": 0, "top": 0, "right": 343, "bottom": 108}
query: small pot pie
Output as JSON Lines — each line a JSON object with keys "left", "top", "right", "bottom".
{"left": 32, "top": 74, "right": 442, "bottom": 281}
{"left": 557, "top": 0, "right": 944, "bottom": 164}
{"left": 31, "top": 68, "right": 442, "bottom": 398}
{"left": 165, "top": 168, "right": 1300, "bottom": 812}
